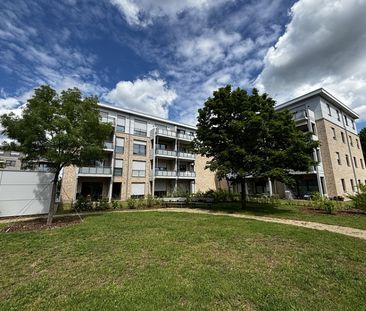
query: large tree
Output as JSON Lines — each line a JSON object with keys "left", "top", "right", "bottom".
{"left": 359, "top": 127, "right": 366, "bottom": 160}
{"left": 1, "top": 85, "right": 113, "bottom": 224}
{"left": 193, "top": 86, "right": 319, "bottom": 207}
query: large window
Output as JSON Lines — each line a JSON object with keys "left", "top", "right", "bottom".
{"left": 117, "top": 115, "right": 126, "bottom": 133}
{"left": 115, "top": 138, "right": 124, "bottom": 154}
{"left": 132, "top": 161, "right": 146, "bottom": 177}
{"left": 114, "top": 159, "right": 123, "bottom": 176}
{"left": 131, "top": 183, "right": 145, "bottom": 198}
{"left": 133, "top": 140, "right": 146, "bottom": 156}
{"left": 134, "top": 120, "right": 147, "bottom": 137}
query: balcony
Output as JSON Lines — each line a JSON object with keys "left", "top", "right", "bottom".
{"left": 153, "top": 170, "right": 177, "bottom": 178}
{"left": 154, "top": 128, "right": 177, "bottom": 138}
{"left": 78, "top": 167, "right": 112, "bottom": 176}
{"left": 101, "top": 117, "right": 115, "bottom": 125}
{"left": 155, "top": 149, "right": 177, "bottom": 157}
{"left": 104, "top": 141, "right": 114, "bottom": 150}
{"left": 177, "top": 133, "right": 194, "bottom": 141}
{"left": 178, "top": 171, "right": 196, "bottom": 178}
{"left": 293, "top": 110, "right": 308, "bottom": 123}
{"left": 178, "top": 151, "right": 195, "bottom": 159}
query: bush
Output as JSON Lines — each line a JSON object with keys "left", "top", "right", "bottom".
{"left": 312, "top": 192, "right": 336, "bottom": 214}
{"left": 348, "top": 184, "right": 366, "bottom": 211}
{"left": 73, "top": 196, "right": 93, "bottom": 211}
{"left": 95, "top": 198, "right": 110, "bottom": 210}
{"left": 111, "top": 200, "right": 122, "bottom": 209}
{"left": 136, "top": 198, "right": 146, "bottom": 209}
{"left": 127, "top": 198, "right": 137, "bottom": 209}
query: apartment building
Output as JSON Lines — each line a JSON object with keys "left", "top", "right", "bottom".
{"left": 60, "top": 104, "right": 224, "bottom": 203}
{"left": 0, "top": 150, "right": 22, "bottom": 170}
{"left": 246, "top": 88, "right": 366, "bottom": 199}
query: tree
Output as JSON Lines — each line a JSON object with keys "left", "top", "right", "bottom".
{"left": 1, "top": 85, "right": 113, "bottom": 224}
{"left": 359, "top": 127, "right": 366, "bottom": 160}
{"left": 193, "top": 86, "right": 319, "bottom": 208}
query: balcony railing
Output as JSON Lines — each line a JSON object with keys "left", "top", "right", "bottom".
{"left": 155, "top": 128, "right": 177, "bottom": 138}
{"left": 79, "top": 167, "right": 112, "bottom": 175}
{"left": 178, "top": 171, "right": 196, "bottom": 177}
{"left": 155, "top": 149, "right": 177, "bottom": 157}
{"left": 104, "top": 141, "right": 114, "bottom": 149}
{"left": 154, "top": 170, "right": 177, "bottom": 177}
{"left": 178, "top": 151, "right": 195, "bottom": 159}
{"left": 177, "top": 133, "right": 194, "bottom": 141}
{"left": 101, "top": 117, "right": 115, "bottom": 125}
{"left": 293, "top": 110, "right": 308, "bottom": 121}
{"left": 132, "top": 170, "right": 146, "bottom": 177}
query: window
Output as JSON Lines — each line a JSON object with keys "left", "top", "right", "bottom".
{"left": 349, "top": 136, "right": 353, "bottom": 146}
{"left": 134, "top": 120, "right": 147, "bottom": 137}
{"left": 352, "top": 120, "right": 355, "bottom": 129}
{"left": 10, "top": 151, "right": 20, "bottom": 156}
{"left": 336, "top": 152, "right": 341, "bottom": 165}
{"left": 358, "top": 179, "right": 362, "bottom": 186}
{"left": 116, "top": 115, "right": 125, "bottom": 133}
{"left": 114, "top": 159, "right": 123, "bottom": 176}
{"left": 131, "top": 183, "right": 145, "bottom": 198}
{"left": 156, "top": 143, "right": 167, "bottom": 150}
{"left": 316, "top": 149, "right": 321, "bottom": 162}
{"left": 132, "top": 161, "right": 146, "bottom": 177}
{"left": 5, "top": 160, "right": 16, "bottom": 167}
{"left": 179, "top": 163, "right": 187, "bottom": 172}
{"left": 361, "top": 159, "right": 364, "bottom": 169}
{"left": 341, "top": 179, "right": 346, "bottom": 192}
{"left": 311, "top": 123, "right": 316, "bottom": 134}
{"left": 344, "top": 115, "right": 348, "bottom": 126}
{"left": 341, "top": 132, "right": 345, "bottom": 143}
{"left": 354, "top": 156, "right": 358, "bottom": 168}
{"left": 133, "top": 140, "right": 147, "bottom": 156}
{"left": 350, "top": 179, "right": 355, "bottom": 192}
{"left": 331, "top": 127, "right": 336, "bottom": 140}
{"left": 327, "top": 103, "right": 331, "bottom": 116}
{"left": 157, "top": 161, "right": 167, "bottom": 171}
{"left": 345, "top": 154, "right": 350, "bottom": 167}
{"left": 115, "top": 138, "right": 124, "bottom": 154}
{"left": 356, "top": 139, "right": 360, "bottom": 149}
{"left": 336, "top": 110, "right": 340, "bottom": 121}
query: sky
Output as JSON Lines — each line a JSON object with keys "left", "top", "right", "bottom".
{"left": 1, "top": 0, "right": 366, "bottom": 137}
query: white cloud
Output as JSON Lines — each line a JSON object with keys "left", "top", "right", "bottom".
{"left": 110, "top": 0, "right": 231, "bottom": 26}
{"left": 256, "top": 0, "right": 366, "bottom": 121}
{"left": 103, "top": 77, "right": 177, "bottom": 118}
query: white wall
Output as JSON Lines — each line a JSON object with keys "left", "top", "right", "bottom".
{"left": 0, "top": 170, "right": 54, "bottom": 217}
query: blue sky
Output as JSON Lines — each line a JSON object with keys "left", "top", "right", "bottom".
{"left": 1, "top": 0, "right": 366, "bottom": 129}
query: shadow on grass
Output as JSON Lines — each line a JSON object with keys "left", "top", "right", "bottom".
{"left": 191, "top": 201, "right": 295, "bottom": 216}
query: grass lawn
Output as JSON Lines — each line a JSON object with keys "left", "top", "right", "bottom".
{"left": 1, "top": 212, "right": 366, "bottom": 310}
{"left": 202, "top": 202, "right": 366, "bottom": 230}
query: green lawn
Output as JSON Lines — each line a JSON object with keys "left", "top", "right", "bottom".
{"left": 1, "top": 212, "right": 366, "bottom": 310}
{"left": 201, "top": 202, "right": 366, "bottom": 230}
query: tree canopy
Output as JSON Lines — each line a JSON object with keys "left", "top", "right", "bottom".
{"left": 359, "top": 127, "right": 366, "bottom": 160}
{"left": 193, "top": 86, "right": 319, "bottom": 204}
{"left": 0, "top": 85, "right": 113, "bottom": 223}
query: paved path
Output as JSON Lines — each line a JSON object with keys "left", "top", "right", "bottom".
{"left": 1, "top": 208, "right": 366, "bottom": 240}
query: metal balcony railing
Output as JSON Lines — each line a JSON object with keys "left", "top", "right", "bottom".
{"left": 293, "top": 110, "right": 308, "bottom": 121}
{"left": 101, "top": 117, "right": 115, "bottom": 125}
{"left": 178, "top": 171, "right": 196, "bottom": 177}
{"left": 177, "top": 133, "right": 194, "bottom": 141}
{"left": 155, "top": 149, "right": 177, "bottom": 157}
{"left": 154, "top": 170, "right": 177, "bottom": 177}
{"left": 79, "top": 167, "right": 112, "bottom": 175}
{"left": 177, "top": 151, "right": 195, "bottom": 159}
{"left": 155, "top": 128, "right": 177, "bottom": 138}
{"left": 104, "top": 141, "right": 113, "bottom": 149}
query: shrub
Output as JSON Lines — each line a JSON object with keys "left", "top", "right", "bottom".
{"left": 127, "top": 198, "right": 137, "bottom": 209}
{"left": 95, "top": 197, "right": 110, "bottom": 210}
{"left": 136, "top": 198, "right": 146, "bottom": 209}
{"left": 348, "top": 184, "right": 366, "bottom": 211}
{"left": 73, "top": 196, "right": 93, "bottom": 211}
{"left": 312, "top": 193, "right": 336, "bottom": 214}
{"left": 111, "top": 200, "right": 122, "bottom": 209}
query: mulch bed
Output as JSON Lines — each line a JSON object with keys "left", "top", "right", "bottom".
{"left": 1, "top": 216, "right": 82, "bottom": 233}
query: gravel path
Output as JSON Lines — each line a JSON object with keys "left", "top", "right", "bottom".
{"left": 1, "top": 208, "right": 366, "bottom": 240}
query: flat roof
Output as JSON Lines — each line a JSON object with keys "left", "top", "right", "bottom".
{"left": 98, "top": 103, "right": 197, "bottom": 130}
{"left": 276, "top": 88, "right": 359, "bottom": 119}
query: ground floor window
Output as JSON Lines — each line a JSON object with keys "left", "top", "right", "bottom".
{"left": 112, "top": 182, "right": 121, "bottom": 199}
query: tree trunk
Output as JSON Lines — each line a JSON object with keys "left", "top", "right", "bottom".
{"left": 241, "top": 179, "right": 247, "bottom": 209}
{"left": 47, "top": 172, "right": 59, "bottom": 225}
